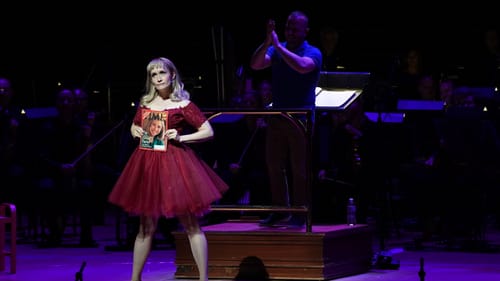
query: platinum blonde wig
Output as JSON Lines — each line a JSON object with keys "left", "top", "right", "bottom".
{"left": 141, "top": 57, "right": 190, "bottom": 105}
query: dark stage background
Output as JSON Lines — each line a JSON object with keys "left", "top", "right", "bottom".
{"left": 1, "top": 2, "right": 499, "bottom": 117}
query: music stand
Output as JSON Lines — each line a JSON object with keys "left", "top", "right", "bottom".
{"left": 364, "top": 112, "right": 404, "bottom": 123}
{"left": 396, "top": 99, "right": 444, "bottom": 111}
{"left": 315, "top": 88, "right": 361, "bottom": 110}
{"left": 318, "top": 71, "right": 371, "bottom": 90}
{"left": 315, "top": 71, "right": 370, "bottom": 110}
{"left": 23, "top": 106, "right": 58, "bottom": 119}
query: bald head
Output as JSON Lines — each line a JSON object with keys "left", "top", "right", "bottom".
{"left": 284, "top": 11, "right": 310, "bottom": 49}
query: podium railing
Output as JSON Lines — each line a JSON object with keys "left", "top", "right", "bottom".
{"left": 203, "top": 107, "right": 315, "bottom": 232}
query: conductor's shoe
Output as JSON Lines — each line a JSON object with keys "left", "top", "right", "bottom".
{"left": 284, "top": 215, "right": 306, "bottom": 228}
{"left": 259, "top": 213, "right": 289, "bottom": 226}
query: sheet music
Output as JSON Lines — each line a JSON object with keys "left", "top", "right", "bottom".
{"left": 315, "top": 89, "right": 358, "bottom": 108}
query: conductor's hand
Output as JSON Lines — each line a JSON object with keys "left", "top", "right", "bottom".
{"left": 264, "top": 19, "right": 276, "bottom": 46}
{"left": 130, "top": 124, "right": 144, "bottom": 139}
{"left": 166, "top": 129, "right": 180, "bottom": 142}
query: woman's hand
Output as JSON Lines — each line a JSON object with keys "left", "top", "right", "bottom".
{"left": 130, "top": 124, "right": 144, "bottom": 138}
{"left": 165, "top": 129, "right": 180, "bottom": 142}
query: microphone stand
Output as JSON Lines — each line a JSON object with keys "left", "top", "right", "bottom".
{"left": 75, "top": 261, "right": 86, "bottom": 281}
{"left": 418, "top": 257, "right": 426, "bottom": 281}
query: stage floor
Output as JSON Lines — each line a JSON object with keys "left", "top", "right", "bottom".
{"left": 2, "top": 212, "right": 500, "bottom": 281}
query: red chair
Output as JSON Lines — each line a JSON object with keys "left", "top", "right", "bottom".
{"left": 0, "top": 202, "right": 16, "bottom": 273}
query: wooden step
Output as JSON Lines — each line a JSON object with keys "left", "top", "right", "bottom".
{"left": 173, "top": 222, "right": 374, "bottom": 280}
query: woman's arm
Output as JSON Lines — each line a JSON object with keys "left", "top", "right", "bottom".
{"left": 169, "top": 120, "right": 214, "bottom": 143}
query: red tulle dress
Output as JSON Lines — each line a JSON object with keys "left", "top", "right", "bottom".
{"left": 108, "top": 102, "right": 229, "bottom": 218}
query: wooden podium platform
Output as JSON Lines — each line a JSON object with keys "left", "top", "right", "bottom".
{"left": 173, "top": 222, "right": 374, "bottom": 280}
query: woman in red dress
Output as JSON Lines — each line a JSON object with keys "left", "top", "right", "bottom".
{"left": 108, "top": 57, "right": 228, "bottom": 281}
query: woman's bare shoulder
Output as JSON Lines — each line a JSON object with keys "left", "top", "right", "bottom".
{"left": 146, "top": 99, "right": 190, "bottom": 111}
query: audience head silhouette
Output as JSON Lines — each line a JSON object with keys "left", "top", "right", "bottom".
{"left": 234, "top": 256, "right": 270, "bottom": 281}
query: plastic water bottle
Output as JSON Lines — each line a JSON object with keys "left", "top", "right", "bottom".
{"left": 347, "top": 197, "right": 357, "bottom": 226}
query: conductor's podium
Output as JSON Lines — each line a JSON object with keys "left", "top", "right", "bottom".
{"left": 188, "top": 104, "right": 373, "bottom": 280}
{"left": 173, "top": 222, "right": 373, "bottom": 280}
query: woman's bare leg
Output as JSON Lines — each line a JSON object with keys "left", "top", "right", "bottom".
{"left": 178, "top": 214, "right": 208, "bottom": 281}
{"left": 131, "top": 216, "right": 158, "bottom": 281}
